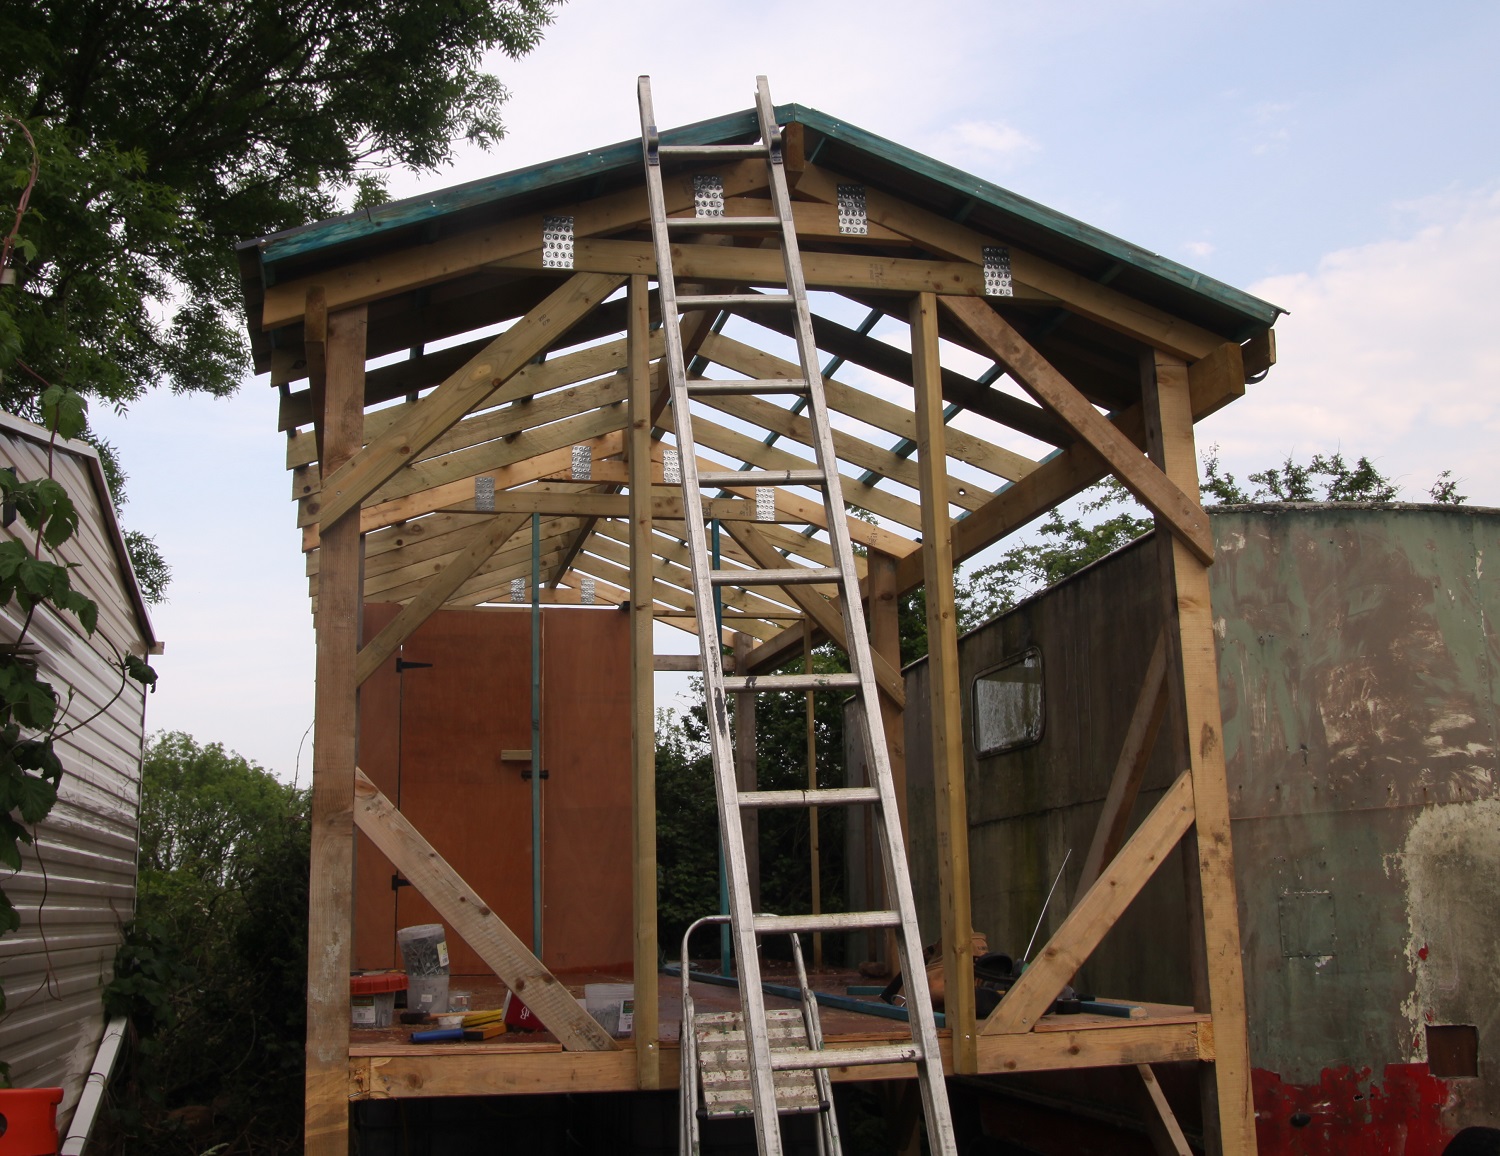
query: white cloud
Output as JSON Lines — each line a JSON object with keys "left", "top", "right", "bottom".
{"left": 1200, "top": 185, "right": 1500, "bottom": 502}
{"left": 1185, "top": 240, "right": 1216, "bottom": 257}
{"left": 928, "top": 120, "right": 1041, "bottom": 174}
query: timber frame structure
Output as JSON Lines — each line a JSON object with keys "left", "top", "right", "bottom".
{"left": 237, "top": 96, "right": 1282, "bottom": 1154}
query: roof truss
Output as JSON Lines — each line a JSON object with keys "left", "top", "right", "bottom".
{"left": 266, "top": 146, "right": 1273, "bottom": 659}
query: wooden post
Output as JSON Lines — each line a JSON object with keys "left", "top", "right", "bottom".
{"left": 910, "top": 292, "right": 977, "bottom": 1074}
{"left": 804, "top": 631, "right": 821, "bottom": 969}
{"left": 734, "top": 631, "right": 761, "bottom": 911}
{"left": 627, "top": 275, "right": 660, "bottom": 1090}
{"left": 868, "top": 549, "right": 906, "bottom": 970}
{"left": 1141, "top": 348, "right": 1257, "bottom": 1155}
{"left": 304, "top": 302, "right": 366, "bottom": 1154}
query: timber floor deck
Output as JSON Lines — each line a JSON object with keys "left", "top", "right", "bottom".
{"left": 347, "top": 968, "right": 1212, "bottom": 1099}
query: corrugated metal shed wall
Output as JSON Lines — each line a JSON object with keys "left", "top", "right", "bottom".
{"left": 0, "top": 425, "right": 150, "bottom": 1127}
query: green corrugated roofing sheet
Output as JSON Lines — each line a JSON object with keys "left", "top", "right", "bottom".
{"left": 246, "top": 102, "right": 1281, "bottom": 331}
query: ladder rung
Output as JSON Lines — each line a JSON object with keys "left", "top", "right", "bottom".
{"left": 677, "top": 293, "right": 795, "bottom": 309}
{"left": 722, "top": 673, "right": 860, "bottom": 693}
{"left": 769, "top": 1043, "right": 922, "bottom": 1072}
{"left": 739, "top": 787, "right": 882, "bottom": 810}
{"left": 658, "top": 143, "right": 770, "bottom": 159}
{"left": 753, "top": 910, "right": 901, "bottom": 934}
{"left": 687, "top": 378, "right": 808, "bottom": 397}
{"left": 711, "top": 567, "right": 840, "bottom": 587}
{"left": 697, "top": 469, "right": 824, "bottom": 488}
{"left": 667, "top": 215, "right": 782, "bottom": 230}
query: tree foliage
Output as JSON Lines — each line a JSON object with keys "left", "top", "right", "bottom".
{"left": 958, "top": 478, "right": 1153, "bottom": 629}
{"left": 103, "top": 733, "right": 309, "bottom": 1155}
{"left": 952, "top": 449, "right": 1471, "bottom": 635}
{"left": 1200, "top": 448, "right": 1403, "bottom": 504}
{"left": 0, "top": 0, "right": 561, "bottom": 416}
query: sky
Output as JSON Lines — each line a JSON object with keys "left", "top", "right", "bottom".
{"left": 93, "top": 0, "right": 1500, "bottom": 778}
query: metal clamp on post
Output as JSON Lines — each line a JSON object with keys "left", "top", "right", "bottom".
{"left": 645, "top": 123, "right": 660, "bottom": 166}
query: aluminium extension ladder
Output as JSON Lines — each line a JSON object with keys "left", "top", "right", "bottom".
{"left": 637, "top": 75, "right": 957, "bottom": 1156}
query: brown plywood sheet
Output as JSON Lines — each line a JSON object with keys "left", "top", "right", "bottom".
{"left": 540, "top": 607, "right": 634, "bottom": 971}
{"left": 393, "top": 607, "right": 536, "bottom": 975}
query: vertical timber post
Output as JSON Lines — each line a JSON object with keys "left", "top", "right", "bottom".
{"left": 868, "top": 548, "right": 906, "bottom": 970}
{"left": 530, "top": 513, "right": 543, "bottom": 956}
{"left": 627, "top": 274, "right": 660, "bottom": 1089}
{"left": 910, "top": 291, "right": 977, "bottom": 1074}
{"left": 734, "top": 631, "right": 760, "bottom": 911}
{"left": 1141, "top": 348, "right": 1257, "bottom": 1155}
{"left": 304, "top": 301, "right": 366, "bottom": 1154}
{"left": 804, "top": 631, "right": 821, "bottom": 969}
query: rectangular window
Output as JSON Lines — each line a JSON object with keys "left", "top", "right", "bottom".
{"left": 972, "top": 647, "right": 1044, "bottom": 757}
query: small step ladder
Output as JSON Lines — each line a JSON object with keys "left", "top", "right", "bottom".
{"left": 637, "top": 75, "right": 958, "bottom": 1156}
{"left": 679, "top": 918, "right": 842, "bottom": 1156}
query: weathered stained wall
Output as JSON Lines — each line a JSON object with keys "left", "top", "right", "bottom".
{"left": 0, "top": 416, "right": 155, "bottom": 1127}
{"left": 892, "top": 504, "right": 1500, "bottom": 1140}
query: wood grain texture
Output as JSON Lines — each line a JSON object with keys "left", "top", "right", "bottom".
{"left": 304, "top": 288, "right": 328, "bottom": 469}
{"left": 911, "top": 292, "right": 977, "bottom": 1075}
{"left": 793, "top": 161, "right": 1226, "bottom": 362}
{"left": 354, "top": 514, "right": 530, "bottom": 685}
{"left": 733, "top": 632, "right": 761, "bottom": 912}
{"left": 304, "top": 304, "right": 366, "bottom": 1155}
{"left": 301, "top": 432, "right": 629, "bottom": 549}
{"left": 746, "top": 334, "right": 1245, "bottom": 674}
{"left": 315, "top": 272, "right": 625, "bottom": 528}
{"left": 627, "top": 273, "right": 660, "bottom": 1089}
{"left": 701, "top": 331, "right": 1037, "bottom": 484}
{"left": 939, "top": 296, "right": 1214, "bottom": 565}
{"left": 868, "top": 548, "right": 907, "bottom": 973}
{"left": 261, "top": 160, "right": 768, "bottom": 328}
{"left": 485, "top": 236, "right": 1052, "bottom": 300}
{"left": 1138, "top": 1064, "right": 1194, "bottom": 1156}
{"left": 350, "top": 1019, "right": 1209, "bottom": 1098}
{"left": 352, "top": 767, "right": 617, "bottom": 1052}
{"left": 1142, "top": 348, "right": 1257, "bottom": 1156}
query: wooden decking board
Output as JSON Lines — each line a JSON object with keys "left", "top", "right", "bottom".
{"left": 347, "top": 972, "right": 1208, "bottom": 1096}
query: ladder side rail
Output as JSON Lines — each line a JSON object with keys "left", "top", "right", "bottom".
{"left": 752, "top": 77, "right": 957, "bottom": 1153}
{"left": 639, "top": 76, "right": 783, "bottom": 1155}
{"left": 789, "top": 933, "right": 842, "bottom": 1156}
{"left": 681, "top": 919, "right": 697, "bottom": 1154}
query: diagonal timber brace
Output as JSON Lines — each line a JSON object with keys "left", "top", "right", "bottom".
{"left": 981, "top": 769, "right": 1196, "bottom": 1035}
{"left": 315, "top": 272, "right": 626, "bottom": 528}
{"left": 1074, "top": 629, "right": 1170, "bottom": 902}
{"left": 939, "top": 295, "right": 1215, "bottom": 565}
{"left": 354, "top": 513, "right": 530, "bottom": 686}
{"left": 352, "top": 768, "right": 617, "bottom": 1051}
